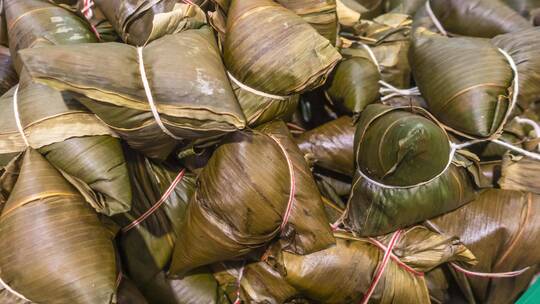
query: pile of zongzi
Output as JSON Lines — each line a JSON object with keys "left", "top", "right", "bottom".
{"left": 0, "top": 0, "right": 539, "bottom": 303}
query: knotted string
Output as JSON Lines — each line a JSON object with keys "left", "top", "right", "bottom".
{"left": 359, "top": 43, "right": 421, "bottom": 101}
{"left": 361, "top": 230, "right": 530, "bottom": 304}
{"left": 137, "top": 47, "right": 183, "bottom": 141}
{"left": 360, "top": 230, "right": 403, "bottom": 304}
{"left": 227, "top": 72, "right": 289, "bottom": 101}
{"left": 12, "top": 85, "right": 30, "bottom": 147}
{"left": 367, "top": 235, "right": 424, "bottom": 277}
{"left": 122, "top": 169, "right": 186, "bottom": 233}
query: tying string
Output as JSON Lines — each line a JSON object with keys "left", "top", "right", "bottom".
{"left": 367, "top": 235, "right": 424, "bottom": 277}
{"left": 360, "top": 230, "right": 403, "bottom": 304}
{"left": 268, "top": 135, "right": 296, "bottom": 232}
{"left": 379, "top": 81, "right": 421, "bottom": 101}
{"left": 425, "top": 0, "right": 448, "bottom": 36}
{"left": 115, "top": 272, "right": 123, "bottom": 290}
{"left": 227, "top": 72, "right": 289, "bottom": 101}
{"left": 81, "top": 0, "right": 94, "bottom": 19}
{"left": 359, "top": 43, "right": 421, "bottom": 101}
{"left": 137, "top": 47, "right": 183, "bottom": 140}
{"left": 81, "top": 0, "right": 101, "bottom": 41}
{"left": 450, "top": 263, "right": 530, "bottom": 278}
{"left": 122, "top": 169, "right": 186, "bottom": 233}
{"left": 515, "top": 117, "right": 540, "bottom": 138}
{"left": 233, "top": 261, "right": 246, "bottom": 304}
{"left": 12, "top": 85, "right": 30, "bottom": 147}
{"left": 359, "top": 43, "right": 381, "bottom": 73}
{"left": 357, "top": 47, "right": 540, "bottom": 189}
{"left": 515, "top": 117, "right": 540, "bottom": 151}
{"left": 0, "top": 276, "right": 31, "bottom": 302}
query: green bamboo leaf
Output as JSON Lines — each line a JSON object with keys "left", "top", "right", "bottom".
{"left": 18, "top": 26, "right": 246, "bottom": 160}
{"left": 169, "top": 121, "right": 334, "bottom": 276}
{"left": 0, "top": 149, "right": 117, "bottom": 304}
{"left": 296, "top": 115, "right": 355, "bottom": 176}
{"left": 430, "top": 189, "right": 540, "bottom": 303}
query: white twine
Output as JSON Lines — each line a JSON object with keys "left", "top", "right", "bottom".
{"left": 491, "top": 139, "right": 540, "bottom": 160}
{"left": 12, "top": 84, "right": 29, "bottom": 147}
{"left": 359, "top": 42, "right": 381, "bottom": 72}
{"left": 359, "top": 43, "right": 421, "bottom": 101}
{"left": 358, "top": 47, "right": 540, "bottom": 189}
{"left": 515, "top": 117, "right": 540, "bottom": 151}
{"left": 227, "top": 71, "right": 288, "bottom": 101}
{"left": 379, "top": 81, "right": 421, "bottom": 101}
{"left": 137, "top": 47, "right": 183, "bottom": 140}
{"left": 0, "top": 276, "right": 31, "bottom": 302}
{"left": 515, "top": 117, "right": 540, "bottom": 137}
{"left": 425, "top": 0, "right": 448, "bottom": 36}
{"left": 497, "top": 48, "right": 519, "bottom": 123}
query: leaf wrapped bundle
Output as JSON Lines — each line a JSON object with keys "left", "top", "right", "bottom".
{"left": 2, "top": 0, "right": 133, "bottom": 216}
{"left": 276, "top": 0, "right": 338, "bottom": 44}
{"left": 411, "top": 29, "right": 514, "bottom": 138}
{"left": 413, "top": 0, "right": 531, "bottom": 38}
{"left": 0, "top": 149, "right": 117, "bottom": 304}
{"left": 325, "top": 57, "right": 380, "bottom": 114}
{"left": 296, "top": 115, "right": 355, "bottom": 176}
{"left": 221, "top": 227, "right": 475, "bottom": 304}
{"left": 0, "top": 77, "right": 132, "bottom": 216}
{"left": 139, "top": 270, "right": 228, "bottom": 304}
{"left": 213, "top": 262, "right": 299, "bottom": 304}
{"left": 169, "top": 121, "right": 334, "bottom": 276}
{"left": 18, "top": 26, "right": 246, "bottom": 160}
{"left": 5, "top": 0, "right": 97, "bottom": 73}
{"left": 429, "top": 189, "right": 540, "bottom": 304}
{"left": 493, "top": 27, "right": 540, "bottom": 109}
{"left": 223, "top": 0, "right": 341, "bottom": 127}
{"left": 341, "top": 13, "right": 412, "bottom": 89}
{"left": 345, "top": 104, "right": 478, "bottom": 236}
{"left": 0, "top": 46, "right": 17, "bottom": 96}
{"left": 114, "top": 150, "right": 195, "bottom": 286}
{"left": 94, "top": 0, "right": 206, "bottom": 45}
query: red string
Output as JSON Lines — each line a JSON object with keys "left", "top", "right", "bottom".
{"left": 233, "top": 262, "right": 246, "bottom": 304}
{"left": 360, "top": 230, "right": 403, "bottom": 304}
{"left": 367, "top": 237, "right": 424, "bottom": 277}
{"left": 81, "top": 0, "right": 101, "bottom": 41}
{"left": 122, "top": 169, "right": 186, "bottom": 233}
